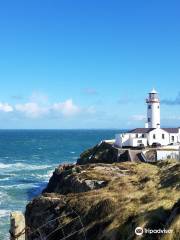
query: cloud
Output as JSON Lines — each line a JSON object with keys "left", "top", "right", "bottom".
{"left": 0, "top": 103, "right": 13, "bottom": 112}
{"left": 15, "top": 102, "right": 49, "bottom": 118}
{"left": 131, "top": 114, "right": 146, "bottom": 121}
{"left": 82, "top": 88, "right": 98, "bottom": 95}
{"left": 52, "top": 99, "right": 80, "bottom": 117}
{"left": 161, "top": 92, "right": 180, "bottom": 105}
{"left": 0, "top": 93, "right": 97, "bottom": 121}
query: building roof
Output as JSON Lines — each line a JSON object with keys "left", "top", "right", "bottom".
{"left": 129, "top": 128, "right": 179, "bottom": 134}
{"left": 129, "top": 128, "right": 155, "bottom": 133}
{"left": 150, "top": 88, "right": 157, "bottom": 94}
{"left": 162, "top": 128, "right": 179, "bottom": 133}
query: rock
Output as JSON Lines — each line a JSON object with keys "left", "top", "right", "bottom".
{"left": 26, "top": 160, "right": 180, "bottom": 240}
{"left": 77, "top": 142, "right": 129, "bottom": 165}
{"left": 43, "top": 164, "right": 108, "bottom": 194}
{"left": 10, "top": 211, "right": 25, "bottom": 240}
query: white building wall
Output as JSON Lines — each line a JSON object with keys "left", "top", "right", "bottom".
{"left": 115, "top": 129, "right": 180, "bottom": 148}
{"left": 115, "top": 134, "right": 121, "bottom": 147}
{"left": 147, "top": 102, "right": 160, "bottom": 128}
{"left": 148, "top": 129, "right": 169, "bottom": 146}
{"left": 169, "top": 134, "right": 179, "bottom": 144}
{"left": 131, "top": 138, "right": 148, "bottom": 147}
{"left": 115, "top": 134, "right": 131, "bottom": 147}
{"left": 115, "top": 133, "right": 148, "bottom": 147}
{"left": 157, "top": 150, "right": 180, "bottom": 160}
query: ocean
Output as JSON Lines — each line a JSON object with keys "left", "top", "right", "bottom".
{"left": 0, "top": 129, "right": 121, "bottom": 239}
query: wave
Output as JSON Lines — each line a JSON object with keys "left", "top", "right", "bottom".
{"left": 0, "top": 183, "right": 41, "bottom": 190}
{"left": 0, "top": 210, "right": 10, "bottom": 218}
{"left": 0, "top": 162, "right": 53, "bottom": 171}
{"left": 31, "top": 170, "right": 53, "bottom": 181}
{"left": 0, "top": 177, "right": 10, "bottom": 181}
{"left": 0, "top": 191, "right": 9, "bottom": 201}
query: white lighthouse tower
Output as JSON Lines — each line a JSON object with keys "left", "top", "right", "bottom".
{"left": 146, "top": 89, "right": 160, "bottom": 128}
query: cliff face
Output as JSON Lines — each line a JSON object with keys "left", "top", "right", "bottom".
{"left": 77, "top": 142, "right": 129, "bottom": 164}
{"left": 43, "top": 164, "right": 108, "bottom": 194}
{"left": 25, "top": 159, "right": 180, "bottom": 240}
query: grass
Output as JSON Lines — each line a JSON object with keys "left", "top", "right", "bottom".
{"left": 27, "top": 159, "right": 180, "bottom": 240}
{"left": 63, "top": 160, "right": 180, "bottom": 240}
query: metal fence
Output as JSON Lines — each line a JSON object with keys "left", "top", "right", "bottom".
{"left": 10, "top": 197, "right": 87, "bottom": 240}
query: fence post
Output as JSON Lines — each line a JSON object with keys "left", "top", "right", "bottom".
{"left": 10, "top": 211, "right": 26, "bottom": 240}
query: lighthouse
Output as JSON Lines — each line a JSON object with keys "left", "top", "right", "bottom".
{"left": 146, "top": 89, "right": 160, "bottom": 128}
{"left": 115, "top": 88, "right": 180, "bottom": 148}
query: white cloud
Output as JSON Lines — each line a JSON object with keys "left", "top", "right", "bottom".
{"left": 0, "top": 103, "right": 13, "bottom": 112}
{"left": 52, "top": 99, "right": 80, "bottom": 116}
{"left": 0, "top": 95, "right": 96, "bottom": 121}
{"left": 15, "top": 102, "right": 49, "bottom": 118}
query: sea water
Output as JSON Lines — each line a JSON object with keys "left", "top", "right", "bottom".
{"left": 0, "top": 129, "right": 121, "bottom": 239}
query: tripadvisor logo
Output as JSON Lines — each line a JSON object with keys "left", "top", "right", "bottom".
{"left": 135, "top": 227, "right": 143, "bottom": 236}
{"left": 135, "top": 226, "right": 173, "bottom": 236}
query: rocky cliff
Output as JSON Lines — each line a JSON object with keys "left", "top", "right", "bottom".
{"left": 77, "top": 141, "right": 129, "bottom": 164}
{"left": 25, "top": 145, "right": 180, "bottom": 240}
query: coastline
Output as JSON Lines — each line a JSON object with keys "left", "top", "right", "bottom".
{"left": 23, "top": 143, "right": 180, "bottom": 240}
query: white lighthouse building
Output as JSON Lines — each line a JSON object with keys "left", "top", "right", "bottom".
{"left": 115, "top": 89, "right": 180, "bottom": 148}
{"left": 146, "top": 89, "right": 160, "bottom": 129}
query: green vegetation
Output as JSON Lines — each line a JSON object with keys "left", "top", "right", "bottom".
{"left": 26, "top": 159, "right": 180, "bottom": 240}
{"left": 63, "top": 161, "right": 180, "bottom": 240}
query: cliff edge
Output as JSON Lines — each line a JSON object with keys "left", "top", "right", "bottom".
{"left": 25, "top": 153, "right": 180, "bottom": 240}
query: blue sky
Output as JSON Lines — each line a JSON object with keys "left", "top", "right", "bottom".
{"left": 0, "top": 0, "right": 180, "bottom": 129}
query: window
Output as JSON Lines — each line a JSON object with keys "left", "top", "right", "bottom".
{"left": 158, "top": 105, "right": 160, "bottom": 109}
{"left": 138, "top": 140, "right": 142, "bottom": 143}
{"left": 148, "top": 105, "right": 151, "bottom": 109}
{"left": 172, "top": 136, "right": 175, "bottom": 142}
{"left": 148, "top": 118, "right": 151, "bottom": 123}
{"left": 136, "top": 134, "right": 138, "bottom": 138}
{"left": 162, "top": 134, "right": 165, "bottom": 139}
{"left": 153, "top": 134, "right": 156, "bottom": 139}
{"left": 142, "top": 134, "right": 145, "bottom": 138}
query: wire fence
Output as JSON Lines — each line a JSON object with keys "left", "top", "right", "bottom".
{"left": 10, "top": 197, "right": 87, "bottom": 240}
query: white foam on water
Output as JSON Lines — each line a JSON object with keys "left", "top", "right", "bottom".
{"left": 0, "top": 182, "right": 40, "bottom": 190}
{"left": 25, "top": 164, "right": 52, "bottom": 170}
{"left": 0, "top": 190, "right": 9, "bottom": 197}
{"left": 0, "top": 177, "right": 10, "bottom": 181}
{"left": 0, "top": 162, "right": 52, "bottom": 171}
{"left": 31, "top": 170, "right": 53, "bottom": 181}
{"left": 0, "top": 210, "right": 10, "bottom": 218}
{"left": 40, "top": 171, "right": 53, "bottom": 181}
{"left": 0, "top": 191, "right": 9, "bottom": 203}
